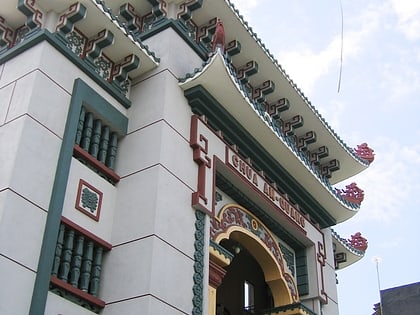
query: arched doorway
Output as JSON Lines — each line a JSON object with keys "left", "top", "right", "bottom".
{"left": 209, "top": 204, "right": 299, "bottom": 314}
{"left": 216, "top": 238, "right": 274, "bottom": 314}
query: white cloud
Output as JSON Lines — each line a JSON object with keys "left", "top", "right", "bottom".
{"left": 380, "top": 59, "right": 420, "bottom": 103}
{"left": 317, "top": 99, "right": 346, "bottom": 131}
{"left": 275, "top": 4, "right": 387, "bottom": 94}
{"left": 379, "top": 239, "right": 400, "bottom": 249}
{"left": 230, "top": 0, "right": 260, "bottom": 15}
{"left": 390, "top": 0, "right": 420, "bottom": 40}
{"left": 346, "top": 139, "right": 420, "bottom": 223}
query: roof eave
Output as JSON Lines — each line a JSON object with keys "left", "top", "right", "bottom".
{"left": 191, "top": 0, "right": 370, "bottom": 182}
{"left": 180, "top": 52, "right": 360, "bottom": 224}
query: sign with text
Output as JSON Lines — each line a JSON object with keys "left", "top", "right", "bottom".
{"left": 226, "top": 147, "right": 307, "bottom": 231}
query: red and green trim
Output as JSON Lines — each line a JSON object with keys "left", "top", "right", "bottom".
{"left": 29, "top": 78, "right": 127, "bottom": 315}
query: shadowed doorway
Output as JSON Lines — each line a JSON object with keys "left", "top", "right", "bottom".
{"left": 216, "top": 239, "right": 274, "bottom": 314}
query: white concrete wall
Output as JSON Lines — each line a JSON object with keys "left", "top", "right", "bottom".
{"left": 45, "top": 292, "right": 97, "bottom": 315}
{"left": 322, "top": 227, "right": 340, "bottom": 314}
{"left": 0, "top": 17, "right": 344, "bottom": 315}
{"left": 0, "top": 44, "right": 69, "bottom": 314}
{"left": 61, "top": 158, "right": 118, "bottom": 243}
{"left": 101, "top": 31, "right": 203, "bottom": 313}
{"left": 142, "top": 27, "right": 204, "bottom": 80}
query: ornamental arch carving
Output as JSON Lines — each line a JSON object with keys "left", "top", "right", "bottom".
{"left": 210, "top": 204, "right": 299, "bottom": 306}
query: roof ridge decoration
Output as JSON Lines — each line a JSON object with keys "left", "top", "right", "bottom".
{"left": 180, "top": 50, "right": 365, "bottom": 211}
{"left": 224, "top": 0, "right": 372, "bottom": 167}
{"left": 331, "top": 229, "right": 366, "bottom": 256}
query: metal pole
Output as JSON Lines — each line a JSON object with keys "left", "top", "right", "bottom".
{"left": 374, "top": 257, "right": 384, "bottom": 315}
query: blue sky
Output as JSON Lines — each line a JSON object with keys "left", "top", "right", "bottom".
{"left": 231, "top": 0, "right": 420, "bottom": 314}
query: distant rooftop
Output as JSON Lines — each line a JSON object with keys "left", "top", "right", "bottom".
{"left": 374, "top": 282, "right": 420, "bottom": 315}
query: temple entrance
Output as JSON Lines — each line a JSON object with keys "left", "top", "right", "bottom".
{"left": 216, "top": 238, "right": 274, "bottom": 314}
{"left": 210, "top": 205, "right": 299, "bottom": 315}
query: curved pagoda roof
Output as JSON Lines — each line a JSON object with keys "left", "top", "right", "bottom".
{"left": 190, "top": 0, "right": 371, "bottom": 185}
{"left": 1, "top": 0, "right": 373, "bottom": 224}
{"left": 174, "top": 0, "right": 374, "bottom": 224}
{"left": 180, "top": 51, "right": 363, "bottom": 223}
{"left": 332, "top": 229, "right": 366, "bottom": 269}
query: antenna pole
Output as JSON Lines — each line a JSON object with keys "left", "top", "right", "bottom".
{"left": 337, "top": 0, "right": 344, "bottom": 93}
{"left": 374, "top": 257, "right": 384, "bottom": 315}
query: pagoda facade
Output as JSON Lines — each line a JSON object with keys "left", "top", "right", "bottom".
{"left": 0, "top": 1, "right": 373, "bottom": 314}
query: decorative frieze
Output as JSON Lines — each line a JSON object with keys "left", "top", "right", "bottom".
{"left": 197, "top": 17, "right": 217, "bottom": 49}
{"left": 17, "top": 0, "right": 44, "bottom": 31}
{"left": 307, "top": 145, "right": 329, "bottom": 166}
{"left": 236, "top": 60, "right": 258, "bottom": 84}
{"left": 296, "top": 131, "right": 317, "bottom": 152}
{"left": 265, "top": 98, "right": 290, "bottom": 121}
{"left": 56, "top": 2, "right": 87, "bottom": 35}
{"left": 282, "top": 115, "right": 304, "bottom": 136}
{"left": 252, "top": 80, "right": 275, "bottom": 103}
{"left": 149, "top": 0, "right": 167, "bottom": 21}
{"left": 65, "top": 28, "right": 86, "bottom": 56}
{"left": 320, "top": 159, "right": 340, "bottom": 178}
{"left": 119, "top": 3, "right": 143, "bottom": 34}
{"left": 0, "top": 17, "right": 14, "bottom": 51}
{"left": 225, "top": 39, "right": 241, "bottom": 59}
{"left": 109, "top": 54, "right": 140, "bottom": 88}
{"left": 94, "top": 55, "right": 113, "bottom": 80}
{"left": 177, "top": 0, "right": 203, "bottom": 21}
{"left": 83, "top": 29, "right": 114, "bottom": 61}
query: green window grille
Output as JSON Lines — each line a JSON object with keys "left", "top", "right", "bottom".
{"left": 49, "top": 219, "right": 111, "bottom": 313}
{"left": 73, "top": 106, "right": 120, "bottom": 183}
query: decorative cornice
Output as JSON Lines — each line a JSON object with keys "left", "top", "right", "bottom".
{"left": 332, "top": 228, "right": 366, "bottom": 270}
{"left": 177, "top": 0, "right": 203, "bottom": 21}
{"left": 90, "top": 0, "right": 160, "bottom": 63}
{"left": 224, "top": 0, "right": 370, "bottom": 169}
{"left": 55, "top": 2, "right": 87, "bottom": 35}
{"left": 1, "top": 0, "right": 159, "bottom": 98}
{"left": 0, "top": 29, "right": 131, "bottom": 108}
{"left": 209, "top": 239, "right": 234, "bottom": 266}
{"left": 18, "top": 0, "right": 44, "bottom": 31}
{"left": 332, "top": 229, "right": 365, "bottom": 256}
{"left": 180, "top": 52, "right": 364, "bottom": 223}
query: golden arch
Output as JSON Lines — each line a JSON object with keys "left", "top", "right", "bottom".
{"left": 211, "top": 204, "right": 299, "bottom": 306}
